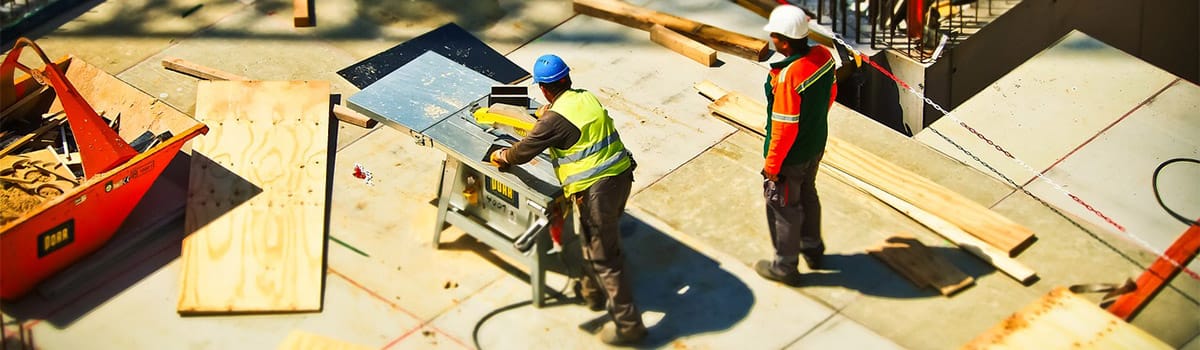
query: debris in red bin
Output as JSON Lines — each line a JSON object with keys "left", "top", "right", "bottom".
{"left": 352, "top": 163, "right": 374, "bottom": 185}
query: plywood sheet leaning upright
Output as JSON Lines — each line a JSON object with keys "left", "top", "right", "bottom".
{"left": 962, "top": 287, "right": 1172, "bottom": 349}
{"left": 693, "top": 80, "right": 1036, "bottom": 256}
{"left": 179, "top": 80, "right": 331, "bottom": 314}
{"left": 868, "top": 234, "right": 974, "bottom": 296}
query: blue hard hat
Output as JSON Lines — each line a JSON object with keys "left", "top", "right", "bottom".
{"left": 533, "top": 54, "right": 570, "bottom": 84}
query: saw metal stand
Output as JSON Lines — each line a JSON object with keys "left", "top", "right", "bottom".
{"left": 347, "top": 51, "right": 577, "bottom": 308}
{"left": 431, "top": 156, "right": 562, "bottom": 307}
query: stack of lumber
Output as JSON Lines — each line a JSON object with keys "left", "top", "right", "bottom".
{"left": 693, "top": 80, "right": 1038, "bottom": 285}
{"left": 963, "top": 287, "right": 1172, "bottom": 349}
{"left": 574, "top": 0, "right": 769, "bottom": 62}
{"left": 178, "top": 80, "right": 331, "bottom": 314}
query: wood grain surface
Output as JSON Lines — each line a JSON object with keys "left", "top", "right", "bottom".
{"left": 179, "top": 80, "right": 330, "bottom": 314}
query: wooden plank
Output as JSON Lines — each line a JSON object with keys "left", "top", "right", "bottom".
{"left": 693, "top": 81, "right": 1037, "bottom": 256}
{"left": 178, "top": 80, "right": 330, "bottom": 314}
{"left": 868, "top": 235, "right": 974, "bottom": 296}
{"left": 825, "top": 137, "right": 1036, "bottom": 256}
{"left": 693, "top": 80, "right": 728, "bottom": 101}
{"left": 161, "top": 57, "right": 249, "bottom": 81}
{"left": 573, "top": 0, "right": 770, "bottom": 61}
{"left": 1106, "top": 222, "right": 1200, "bottom": 320}
{"left": 963, "top": 287, "right": 1173, "bottom": 349}
{"left": 292, "top": 0, "right": 312, "bottom": 27}
{"left": 649, "top": 24, "right": 718, "bottom": 67}
{"left": 332, "top": 104, "right": 377, "bottom": 129}
{"left": 162, "top": 57, "right": 374, "bottom": 129}
{"left": 826, "top": 166, "right": 1038, "bottom": 284}
{"left": 277, "top": 330, "right": 372, "bottom": 350}
{"left": 730, "top": 0, "right": 776, "bottom": 17}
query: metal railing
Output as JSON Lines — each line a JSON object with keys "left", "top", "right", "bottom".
{"left": 792, "top": 0, "right": 1021, "bottom": 62}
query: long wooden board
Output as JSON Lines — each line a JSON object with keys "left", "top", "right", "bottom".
{"left": 649, "top": 24, "right": 718, "bottom": 66}
{"left": 694, "top": 81, "right": 1036, "bottom": 256}
{"left": 574, "top": 0, "right": 770, "bottom": 61}
{"left": 963, "top": 287, "right": 1172, "bottom": 349}
{"left": 179, "top": 80, "right": 330, "bottom": 314}
{"left": 826, "top": 166, "right": 1037, "bottom": 284}
{"left": 868, "top": 235, "right": 974, "bottom": 296}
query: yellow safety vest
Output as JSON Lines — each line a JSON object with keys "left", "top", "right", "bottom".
{"left": 548, "top": 89, "right": 632, "bottom": 197}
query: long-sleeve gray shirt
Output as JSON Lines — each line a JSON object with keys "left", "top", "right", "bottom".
{"left": 501, "top": 110, "right": 580, "bottom": 164}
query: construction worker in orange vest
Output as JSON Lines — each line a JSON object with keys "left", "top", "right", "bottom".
{"left": 756, "top": 4, "right": 838, "bottom": 286}
{"left": 490, "top": 54, "right": 646, "bottom": 346}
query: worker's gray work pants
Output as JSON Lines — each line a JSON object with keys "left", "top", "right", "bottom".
{"left": 575, "top": 167, "right": 645, "bottom": 335}
{"left": 765, "top": 151, "right": 825, "bottom": 268}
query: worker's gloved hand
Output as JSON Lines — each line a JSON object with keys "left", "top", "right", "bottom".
{"left": 490, "top": 148, "right": 511, "bottom": 171}
{"left": 535, "top": 105, "right": 549, "bottom": 119}
{"left": 763, "top": 171, "right": 787, "bottom": 207}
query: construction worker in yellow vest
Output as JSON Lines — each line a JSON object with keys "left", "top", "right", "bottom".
{"left": 756, "top": 5, "right": 838, "bottom": 286}
{"left": 489, "top": 54, "right": 646, "bottom": 346}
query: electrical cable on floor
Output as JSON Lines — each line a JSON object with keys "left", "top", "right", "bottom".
{"left": 471, "top": 248, "right": 579, "bottom": 350}
{"left": 1152, "top": 158, "right": 1200, "bottom": 227}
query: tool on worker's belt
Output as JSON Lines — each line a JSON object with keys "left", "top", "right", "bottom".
{"left": 345, "top": 51, "right": 578, "bottom": 308}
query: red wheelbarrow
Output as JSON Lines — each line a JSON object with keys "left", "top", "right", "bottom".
{"left": 0, "top": 38, "right": 208, "bottom": 300}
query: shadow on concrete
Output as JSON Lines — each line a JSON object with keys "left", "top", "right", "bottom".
{"left": 618, "top": 215, "right": 755, "bottom": 348}
{"left": 0, "top": 152, "right": 192, "bottom": 328}
{"left": 800, "top": 245, "right": 998, "bottom": 298}
{"left": 845, "top": 52, "right": 910, "bottom": 136}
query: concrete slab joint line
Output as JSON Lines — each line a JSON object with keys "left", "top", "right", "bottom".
{"left": 859, "top": 37, "right": 1200, "bottom": 281}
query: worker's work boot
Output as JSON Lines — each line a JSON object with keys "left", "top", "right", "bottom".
{"left": 577, "top": 278, "right": 605, "bottom": 311}
{"left": 599, "top": 323, "right": 647, "bottom": 346}
{"left": 803, "top": 253, "right": 823, "bottom": 270}
{"left": 754, "top": 260, "right": 801, "bottom": 286}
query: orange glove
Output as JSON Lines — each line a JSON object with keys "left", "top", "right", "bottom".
{"left": 489, "top": 148, "right": 510, "bottom": 169}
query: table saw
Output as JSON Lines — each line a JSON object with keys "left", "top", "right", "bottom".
{"left": 347, "top": 51, "right": 572, "bottom": 307}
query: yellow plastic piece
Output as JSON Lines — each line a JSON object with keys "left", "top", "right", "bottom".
{"left": 473, "top": 105, "right": 536, "bottom": 137}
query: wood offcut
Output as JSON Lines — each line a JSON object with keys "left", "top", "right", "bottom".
{"left": 649, "top": 24, "right": 718, "bottom": 66}
{"left": 574, "top": 0, "right": 770, "bottom": 61}
{"left": 293, "top": 0, "right": 312, "bottom": 27}
{"left": 868, "top": 235, "right": 974, "bottom": 296}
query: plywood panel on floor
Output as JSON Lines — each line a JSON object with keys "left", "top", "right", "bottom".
{"left": 179, "top": 80, "right": 331, "bottom": 314}
{"left": 915, "top": 31, "right": 1179, "bottom": 186}
{"left": 963, "top": 287, "right": 1172, "bottom": 349}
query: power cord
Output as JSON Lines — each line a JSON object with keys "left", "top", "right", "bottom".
{"left": 471, "top": 248, "right": 581, "bottom": 350}
{"left": 1152, "top": 158, "right": 1200, "bottom": 227}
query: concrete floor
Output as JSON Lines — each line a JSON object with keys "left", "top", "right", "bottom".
{"left": 3, "top": 0, "right": 1198, "bottom": 349}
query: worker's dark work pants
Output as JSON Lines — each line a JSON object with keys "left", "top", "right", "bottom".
{"left": 765, "top": 151, "right": 825, "bottom": 268}
{"left": 575, "top": 167, "right": 645, "bottom": 334}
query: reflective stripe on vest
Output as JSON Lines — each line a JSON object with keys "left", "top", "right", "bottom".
{"left": 547, "top": 89, "right": 631, "bottom": 197}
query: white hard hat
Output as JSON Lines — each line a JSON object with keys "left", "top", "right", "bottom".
{"left": 763, "top": 5, "right": 809, "bottom": 39}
